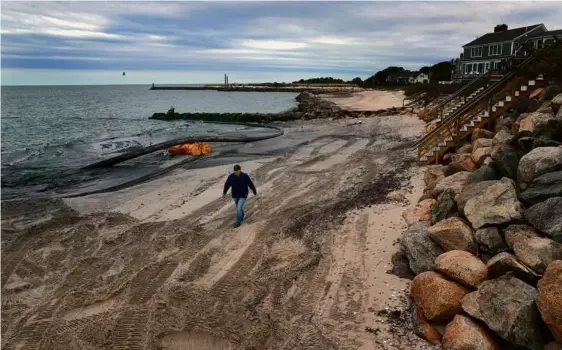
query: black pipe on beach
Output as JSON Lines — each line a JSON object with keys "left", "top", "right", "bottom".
{"left": 82, "top": 122, "right": 284, "bottom": 169}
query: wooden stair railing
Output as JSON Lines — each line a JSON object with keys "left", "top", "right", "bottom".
{"left": 420, "top": 71, "right": 490, "bottom": 121}
{"left": 413, "top": 56, "right": 536, "bottom": 163}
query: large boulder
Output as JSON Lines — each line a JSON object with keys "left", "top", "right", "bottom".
{"left": 434, "top": 171, "right": 470, "bottom": 196}
{"left": 474, "top": 227, "right": 508, "bottom": 254}
{"left": 521, "top": 170, "right": 562, "bottom": 205}
{"left": 532, "top": 119, "right": 562, "bottom": 148}
{"left": 551, "top": 93, "right": 562, "bottom": 114}
{"left": 410, "top": 302, "right": 442, "bottom": 345}
{"left": 402, "top": 199, "right": 435, "bottom": 226}
{"left": 401, "top": 223, "right": 443, "bottom": 274}
{"left": 518, "top": 147, "right": 562, "bottom": 184}
{"left": 410, "top": 271, "right": 469, "bottom": 322}
{"left": 536, "top": 260, "right": 562, "bottom": 342}
{"left": 428, "top": 217, "right": 476, "bottom": 253}
{"left": 471, "top": 146, "right": 493, "bottom": 164}
{"left": 461, "top": 292, "right": 483, "bottom": 320}
{"left": 424, "top": 165, "right": 446, "bottom": 190}
{"left": 486, "top": 252, "right": 540, "bottom": 285}
{"left": 504, "top": 224, "right": 562, "bottom": 274}
{"left": 473, "top": 137, "right": 493, "bottom": 149}
{"left": 492, "top": 129, "right": 513, "bottom": 146}
{"left": 442, "top": 315, "right": 500, "bottom": 350}
{"left": 524, "top": 197, "right": 562, "bottom": 243}
{"left": 540, "top": 85, "right": 562, "bottom": 102}
{"left": 491, "top": 144, "right": 523, "bottom": 180}
{"left": 467, "top": 163, "right": 500, "bottom": 183}
{"left": 431, "top": 189, "right": 458, "bottom": 224}
{"left": 519, "top": 111, "right": 555, "bottom": 133}
{"left": 455, "top": 181, "right": 496, "bottom": 216}
{"left": 464, "top": 178, "right": 523, "bottom": 229}
{"left": 476, "top": 275, "right": 545, "bottom": 349}
{"left": 435, "top": 250, "right": 488, "bottom": 289}
{"left": 457, "top": 143, "right": 473, "bottom": 154}
{"left": 472, "top": 128, "right": 494, "bottom": 141}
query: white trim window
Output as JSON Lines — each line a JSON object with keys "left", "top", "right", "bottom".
{"left": 489, "top": 43, "right": 503, "bottom": 56}
{"left": 485, "top": 62, "right": 490, "bottom": 71}
{"left": 471, "top": 46, "right": 483, "bottom": 57}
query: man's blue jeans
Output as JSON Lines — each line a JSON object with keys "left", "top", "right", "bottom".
{"left": 233, "top": 197, "right": 246, "bottom": 225}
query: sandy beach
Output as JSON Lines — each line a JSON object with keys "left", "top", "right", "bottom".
{"left": 322, "top": 90, "right": 407, "bottom": 111}
{"left": 1, "top": 90, "right": 433, "bottom": 349}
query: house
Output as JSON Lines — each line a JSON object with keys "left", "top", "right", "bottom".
{"left": 524, "top": 29, "right": 562, "bottom": 50}
{"left": 454, "top": 23, "right": 547, "bottom": 81}
{"left": 386, "top": 72, "right": 417, "bottom": 84}
{"left": 413, "top": 72, "right": 429, "bottom": 84}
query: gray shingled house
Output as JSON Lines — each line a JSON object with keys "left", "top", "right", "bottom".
{"left": 455, "top": 23, "right": 546, "bottom": 81}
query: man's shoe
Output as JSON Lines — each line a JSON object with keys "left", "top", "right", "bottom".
{"left": 234, "top": 223, "right": 241, "bottom": 228}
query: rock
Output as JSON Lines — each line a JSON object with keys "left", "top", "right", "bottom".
{"left": 492, "top": 129, "right": 513, "bottom": 146}
{"left": 431, "top": 189, "right": 458, "bottom": 224}
{"left": 521, "top": 170, "right": 562, "bottom": 205}
{"left": 387, "top": 189, "right": 409, "bottom": 203}
{"left": 475, "top": 227, "right": 508, "bottom": 254}
{"left": 497, "top": 117, "right": 516, "bottom": 133}
{"left": 545, "top": 341, "right": 562, "bottom": 350}
{"left": 477, "top": 275, "right": 545, "bottom": 349}
{"left": 436, "top": 250, "right": 488, "bottom": 288}
{"left": 455, "top": 181, "right": 496, "bottom": 216}
{"left": 473, "top": 137, "right": 493, "bottom": 149}
{"left": 442, "top": 315, "right": 500, "bottom": 350}
{"left": 402, "top": 199, "right": 435, "bottom": 226}
{"left": 491, "top": 144, "right": 523, "bottom": 180}
{"left": 410, "top": 271, "right": 469, "bottom": 322}
{"left": 483, "top": 156, "right": 494, "bottom": 165}
{"left": 467, "top": 163, "right": 500, "bottom": 183}
{"left": 551, "top": 93, "right": 562, "bottom": 114}
{"left": 538, "top": 101, "right": 555, "bottom": 113}
{"left": 471, "top": 146, "right": 493, "bottom": 164}
{"left": 419, "top": 189, "right": 439, "bottom": 201}
{"left": 472, "top": 128, "right": 494, "bottom": 141}
{"left": 457, "top": 143, "right": 473, "bottom": 154}
{"left": 401, "top": 223, "right": 443, "bottom": 274}
{"left": 504, "top": 224, "right": 562, "bottom": 274}
{"left": 515, "top": 96, "right": 532, "bottom": 113}
{"left": 519, "top": 111, "right": 555, "bottom": 133}
{"left": 451, "top": 153, "right": 471, "bottom": 165}
{"left": 424, "top": 165, "right": 446, "bottom": 190}
{"left": 445, "top": 162, "right": 471, "bottom": 177}
{"left": 464, "top": 178, "right": 523, "bottom": 229}
{"left": 428, "top": 217, "right": 477, "bottom": 253}
{"left": 486, "top": 252, "right": 540, "bottom": 285}
{"left": 461, "top": 292, "right": 483, "bottom": 320}
{"left": 537, "top": 260, "right": 562, "bottom": 343}
{"left": 434, "top": 171, "right": 470, "bottom": 196}
{"left": 541, "top": 85, "right": 562, "bottom": 102}
{"left": 518, "top": 147, "right": 562, "bottom": 184}
{"left": 524, "top": 197, "right": 562, "bottom": 243}
{"left": 410, "top": 302, "right": 442, "bottom": 345}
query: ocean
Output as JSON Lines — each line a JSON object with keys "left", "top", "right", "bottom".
{"left": 1, "top": 85, "right": 297, "bottom": 199}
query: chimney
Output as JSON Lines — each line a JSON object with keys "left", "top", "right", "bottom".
{"left": 494, "top": 24, "right": 508, "bottom": 33}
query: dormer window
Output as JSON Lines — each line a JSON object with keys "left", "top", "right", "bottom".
{"left": 471, "top": 46, "right": 483, "bottom": 57}
{"left": 489, "top": 43, "right": 503, "bottom": 55}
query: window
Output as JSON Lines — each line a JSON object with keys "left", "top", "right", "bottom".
{"left": 478, "top": 63, "right": 484, "bottom": 73}
{"left": 485, "top": 62, "right": 490, "bottom": 71}
{"left": 471, "top": 46, "right": 482, "bottom": 57}
{"left": 489, "top": 43, "right": 503, "bottom": 56}
{"left": 537, "top": 39, "right": 544, "bottom": 49}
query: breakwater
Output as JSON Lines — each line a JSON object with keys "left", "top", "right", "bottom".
{"left": 150, "top": 92, "right": 405, "bottom": 123}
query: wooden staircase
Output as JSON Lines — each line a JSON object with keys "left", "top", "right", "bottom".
{"left": 413, "top": 57, "right": 544, "bottom": 164}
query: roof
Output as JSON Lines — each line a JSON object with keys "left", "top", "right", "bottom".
{"left": 526, "top": 29, "right": 562, "bottom": 39}
{"left": 463, "top": 24, "right": 544, "bottom": 47}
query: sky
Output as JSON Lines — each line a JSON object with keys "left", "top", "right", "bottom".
{"left": 2, "top": 1, "right": 562, "bottom": 85}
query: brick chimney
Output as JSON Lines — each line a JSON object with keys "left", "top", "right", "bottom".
{"left": 494, "top": 24, "right": 508, "bottom": 33}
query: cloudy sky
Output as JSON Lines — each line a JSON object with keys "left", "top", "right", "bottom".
{"left": 2, "top": 1, "right": 561, "bottom": 85}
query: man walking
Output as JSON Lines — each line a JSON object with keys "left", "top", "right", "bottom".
{"left": 223, "top": 165, "right": 257, "bottom": 228}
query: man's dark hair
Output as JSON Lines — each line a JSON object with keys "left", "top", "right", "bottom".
{"left": 233, "top": 164, "right": 241, "bottom": 171}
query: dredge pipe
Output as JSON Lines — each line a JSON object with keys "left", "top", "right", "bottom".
{"left": 83, "top": 122, "right": 284, "bottom": 169}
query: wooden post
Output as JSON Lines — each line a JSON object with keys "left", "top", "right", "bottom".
{"left": 487, "top": 95, "right": 495, "bottom": 132}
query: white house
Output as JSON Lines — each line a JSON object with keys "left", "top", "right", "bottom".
{"left": 413, "top": 72, "right": 429, "bottom": 84}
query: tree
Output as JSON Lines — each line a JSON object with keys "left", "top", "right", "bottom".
{"left": 513, "top": 38, "right": 562, "bottom": 83}
{"left": 428, "top": 61, "right": 453, "bottom": 83}
{"left": 349, "top": 77, "right": 363, "bottom": 86}
{"left": 363, "top": 66, "right": 407, "bottom": 87}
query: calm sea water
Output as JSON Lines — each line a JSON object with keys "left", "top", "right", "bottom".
{"left": 1, "top": 85, "right": 297, "bottom": 199}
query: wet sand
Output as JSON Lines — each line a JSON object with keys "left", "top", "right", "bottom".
{"left": 1, "top": 92, "right": 434, "bottom": 349}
